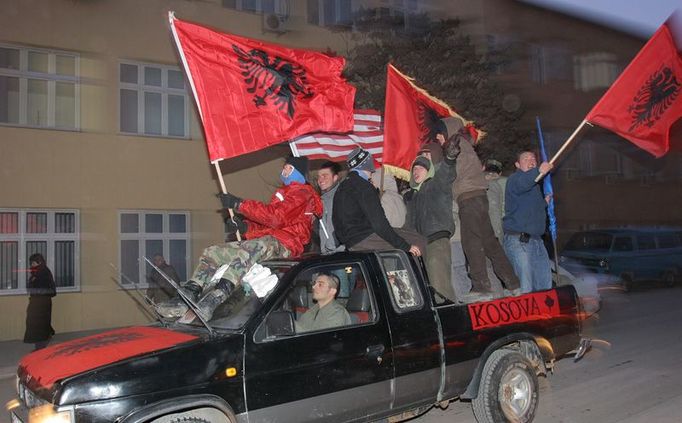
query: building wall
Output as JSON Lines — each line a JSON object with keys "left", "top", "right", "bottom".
{"left": 0, "top": 0, "right": 351, "bottom": 341}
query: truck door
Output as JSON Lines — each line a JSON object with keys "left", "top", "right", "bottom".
{"left": 376, "top": 251, "right": 442, "bottom": 409}
{"left": 244, "top": 257, "right": 394, "bottom": 423}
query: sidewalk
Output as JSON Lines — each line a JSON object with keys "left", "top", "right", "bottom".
{"left": 0, "top": 329, "right": 108, "bottom": 380}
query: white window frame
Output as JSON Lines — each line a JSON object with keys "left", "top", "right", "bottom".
{"left": 573, "top": 52, "right": 620, "bottom": 92}
{"left": 118, "top": 61, "right": 190, "bottom": 139}
{"left": 0, "top": 208, "right": 80, "bottom": 295}
{"left": 118, "top": 210, "right": 191, "bottom": 289}
{"left": 0, "top": 44, "right": 80, "bottom": 130}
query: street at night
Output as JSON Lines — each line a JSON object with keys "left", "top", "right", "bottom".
{"left": 415, "top": 285, "right": 682, "bottom": 423}
{"left": 3, "top": 284, "right": 682, "bottom": 423}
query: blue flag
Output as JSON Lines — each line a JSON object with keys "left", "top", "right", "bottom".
{"left": 536, "top": 116, "right": 557, "bottom": 242}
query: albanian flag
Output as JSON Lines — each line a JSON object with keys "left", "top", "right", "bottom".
{"left": 169, "top": 12, "right": 355, "bottom": 162}
{"left": 382, "top": 64, "right": 481, "bottom": 179}
{"left": 586, "top": 12, "right": 682, "bottom": 158}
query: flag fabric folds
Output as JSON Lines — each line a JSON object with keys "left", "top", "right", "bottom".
{"left": 382, "top": 64, "right": 480, "bottom": 179}
{"left": 536, "top": 117, "right": 557, "bottom": 243}
{"left": 289, "top": 110, "right": 384, "bottom": 162}
{"left": 585, "top": 15, "right": 682, "bottom": 158}
{"left": 169, "top": 13, "right": 356, "bottom": 163}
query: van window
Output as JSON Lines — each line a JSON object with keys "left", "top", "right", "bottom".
{"left": 637, "top": 235, "right": 656, "bottom": 250}
{"left": 613, "top": 237, "right": 633, "bottom": 252}
{"left": 565, "top": 232, "right": 613, "bottom": 251}
{"left": 657, "top": 233, "right": 681, "bottom": 249}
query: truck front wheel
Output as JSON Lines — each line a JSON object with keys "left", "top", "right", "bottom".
{"left": 472, "top": 349, "right": 539, "bottom": 423}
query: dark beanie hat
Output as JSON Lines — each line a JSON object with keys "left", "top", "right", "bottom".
{"left": 347, "top": 147, "right": 376, "bottom": 173}
{"left": 412, "top": 156, "right": 431, "bottom": 171}
{"left": 285, "top": 156, "right": 308, "bottom": 177}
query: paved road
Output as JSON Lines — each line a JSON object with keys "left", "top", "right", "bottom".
{"left": 3, "top": 285, "right": 681, "bottom": 423}
{"left": 415, "top": 284, "right": 682, "bottom": 423}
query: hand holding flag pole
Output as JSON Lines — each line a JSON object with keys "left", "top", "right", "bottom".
{"left": 534, "top": 120, "right": 590, "bottom": 182}
{"left": 536, "top": 10, "right": 682, "bottom": 182}
{"left": 214, "top": 162, "right": 242, "bottom": 242}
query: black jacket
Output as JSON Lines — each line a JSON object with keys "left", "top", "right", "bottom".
{"left": 332, "top": 171, "right": 410, "bottom": 250}
{"left": 404, "top": 157, "right": 457, "bottom": 242}
{"left": 27, "top": 264, "right": 56, "bottom": 297}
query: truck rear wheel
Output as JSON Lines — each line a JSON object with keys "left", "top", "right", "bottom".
{"left": 472, "top": 349, "right": 539, "bottom": 423}
{"left": 151, "top": 407, "right": 234, "bottom": 423}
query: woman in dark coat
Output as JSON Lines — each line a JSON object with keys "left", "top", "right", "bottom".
{"left": 24, "top": 253, "right": 56, "bottom": 350}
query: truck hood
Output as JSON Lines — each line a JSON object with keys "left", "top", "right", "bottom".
{"left": 18, "top": 326, "right": 199, "bottom": 391}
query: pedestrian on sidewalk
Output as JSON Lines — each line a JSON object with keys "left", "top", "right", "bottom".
{"left": 23, "top": 253, "right": 56, "bottom": 351}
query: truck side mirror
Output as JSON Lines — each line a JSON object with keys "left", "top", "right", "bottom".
{"left": 264, "top": 310, "right": 295, "bottom": 338}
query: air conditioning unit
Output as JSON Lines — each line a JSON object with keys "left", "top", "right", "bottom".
{"left": 263, "top": 13, "right": 289, "bottom": 33}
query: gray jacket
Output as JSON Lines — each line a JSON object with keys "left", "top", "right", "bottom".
{"left": 371, "top": 171, "right": 406, "bottom": 228}
{"left": 486, "top": 174, "right": 507, "bottom": 241}
{"left": 319, "top": 182, "right": 345, "bottom": 254}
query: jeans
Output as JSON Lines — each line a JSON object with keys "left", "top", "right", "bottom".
{"left": 503, "top": 234, "right": 552, "bottom": 293}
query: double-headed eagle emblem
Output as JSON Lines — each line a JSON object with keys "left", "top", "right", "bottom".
{"left": 233, "top": 45, "right": 314, "bottom": 119}
{"left": 628, "top": 65, "right": 680, "bottom": 131}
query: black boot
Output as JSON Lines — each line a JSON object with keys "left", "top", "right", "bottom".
{"left": 156, "top": 280, "right": 203, "bottom": 318}
{"left": 196, "top": 279, "right": 235, "bottom": 321}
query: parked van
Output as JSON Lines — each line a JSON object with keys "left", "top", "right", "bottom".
{"left": 559, "top": 228, "right": 682, "bottom": 290}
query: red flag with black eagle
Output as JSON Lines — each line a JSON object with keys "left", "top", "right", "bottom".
{"left": 169, "top": 13, "right": 356, "bottom": 162}
{"left": 586, "top": 12, "right": 682, "bottom": 157}
{"left": 382, "top": 64, "right": 481, "bottom": 180}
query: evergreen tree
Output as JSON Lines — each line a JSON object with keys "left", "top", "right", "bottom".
{"left": 344, "top": 11, "right": 531, "bottom": 171}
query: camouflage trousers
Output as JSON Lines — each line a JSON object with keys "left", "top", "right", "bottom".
{"left": 191, "top": 235, "right": 290, "bottom": 292}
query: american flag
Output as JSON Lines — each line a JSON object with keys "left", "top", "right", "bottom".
{"left": 289, "top": 110, "right": 384, "bottom": 162}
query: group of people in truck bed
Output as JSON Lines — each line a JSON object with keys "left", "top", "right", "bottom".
{"left": 154, "top": 116, "right": 554, "bottom": 321}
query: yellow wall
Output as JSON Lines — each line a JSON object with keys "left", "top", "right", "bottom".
{"left": 0, "top": 0, "right": 353, "bottom": 341}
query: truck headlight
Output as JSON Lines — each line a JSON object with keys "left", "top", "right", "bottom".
{"left": 29, "top": 405, "right": 74, "bottom": 423}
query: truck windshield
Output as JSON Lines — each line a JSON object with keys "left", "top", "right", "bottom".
{"left": 184, "top": 263, "right": 294, "bottom": 330}
{"left": 564, "top": 232, "right": 613, "bottom": 252}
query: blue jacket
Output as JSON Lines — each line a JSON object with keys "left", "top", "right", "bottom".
{"left": 503, "top": 168, "right": 547, "bottom": 237}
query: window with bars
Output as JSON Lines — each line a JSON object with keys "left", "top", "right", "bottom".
{"left": 0, "top": 44, "right": 79, "bottom": 129}
{"left": 0, "top": 209, "right": 79, "bottom": 294}
{"left": 119, "top": 211, "right": 191, "bottom": 288}
{"left": 119, "top": 62, "right": 189, "bottom": 138}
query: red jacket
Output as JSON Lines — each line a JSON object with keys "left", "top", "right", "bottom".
{"left": 239, "top": 182, "right": 323, "bottom": 257}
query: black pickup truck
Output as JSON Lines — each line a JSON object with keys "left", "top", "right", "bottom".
{"left": 9, "top": 250, "right": 588, "bottom": 423}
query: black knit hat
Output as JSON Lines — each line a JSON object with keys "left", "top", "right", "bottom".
{"left": 412, "top": 156, "right": 431, "bottom": 171}
{"left": 285, "top": 156, "right": 308, "bottom": 177}
{"left": 347, "top": 147, "right": 376, "bottom": 173}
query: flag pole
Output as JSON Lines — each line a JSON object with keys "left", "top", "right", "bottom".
{"left": 536, "top": 116, "right": 560, "bottom": 276}
{"left": 379, "top": 165, "right": 386, "bottom": 198}
{"left": 534, "top": 119, "right": 589, "bottom": 182}
{"left": 214, "top": 161, "right": 242, "bottom": 242}
{"left": 170, "top": 12, "right": 241, "bottom": 242}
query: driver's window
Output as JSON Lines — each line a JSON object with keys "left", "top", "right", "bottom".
{"left": 260, "top": 262, "right": 375, "bottom": 340}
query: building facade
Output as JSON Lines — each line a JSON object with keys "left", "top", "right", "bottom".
{"left": 2, "top": 0, "right": 679, "bottom": 340}
{"left": 0, "top": 0, "right": 356, "bottom": 341}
